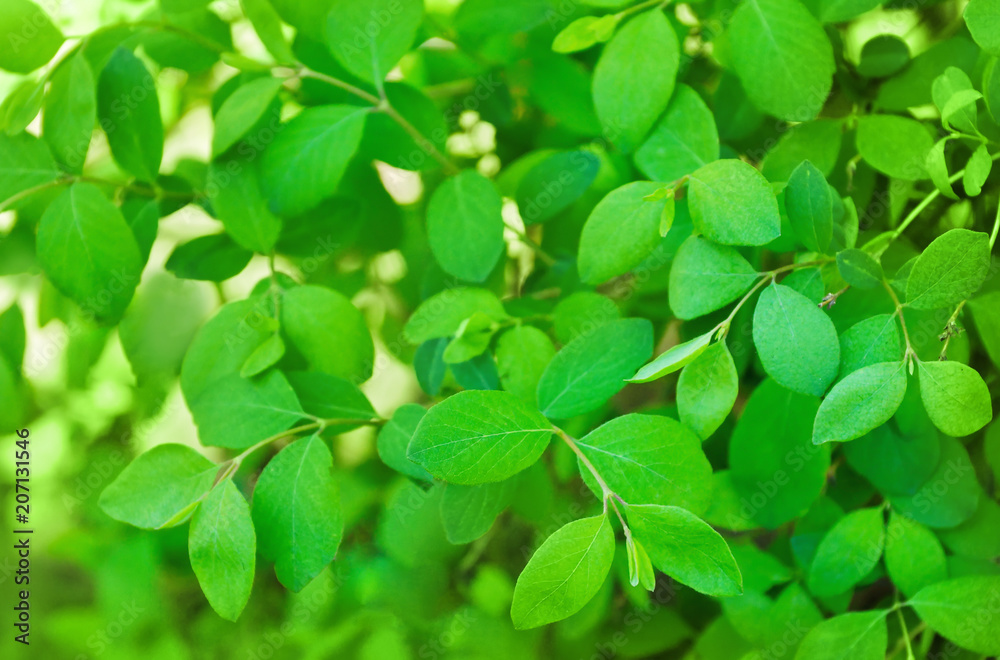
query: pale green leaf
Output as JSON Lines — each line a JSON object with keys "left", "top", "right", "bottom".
{"left": 578, "top": 182, "right": 666, "bottom": 285}
{"left": 909, "top": 576, "right": 1000, "bottom": 655}
{"left": 793, "top": 611, "right": 888, "bottom": 660}
{"left": 688, "top": 159, "right": 781, "bottom": 246}
{"left": 325, "top": 0, "right": 423, "bottom": 83}
{"left": 668, "top": 235, "right": 760, "bottom": 320}
{"left": 635, "top": 84, "right": 719, "bottom": 182}
{"left": 678, "top": 341, "right": 739, "bottom": 439}
{"left": 917, "top": 360, "right": 992, "bottom": 436}
{"left": 0, "top": 0, "right": 63, "bottom": 73}
{"left": 280, "top": 284, "right": 374, "bottom": 382}
{"left": 813, "top": 361, "right": 907, "bottom": 444}
{"left": 427, "top": 170, "right": 505, "bottom": 282}
{"left": 884, "top": 513, "right": 947, "bottom": 598}
{"left": 629, "top": 331, "right": 713, "bottom": 384}
{"left": 965, "top": 0, "right": 1000, "bottom": 56}
{"left": 97, "top": 48, "right": 163, "bottom": 182}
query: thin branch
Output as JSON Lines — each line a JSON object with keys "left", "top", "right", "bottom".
{"left": 882, "top": 278, "right": 916, "bottom": 364}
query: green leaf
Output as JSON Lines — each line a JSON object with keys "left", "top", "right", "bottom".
{"left": 443, "top": 312, "right": 496, "bottom": 364}
{"left": 189, "top": 371, "right": 304, "bottom": 449}
{"left": 838, "top": 314, "right": 902, "bottom": 377}
{"left": 856, "top": 115, "right": 932, "bottom": 180}
{"left": 926, "top": 138, "right": 958, "bottom": 200}
{"left": 451, "top": 352, "right": 500, "bottom": 391}
{"left": 817, "top": 0, "right": 882, "bottom": 23}
{"left": 280, "top": 284, "right": 374, "bottom": 382}
{"left": 510, "top": 514, "right": 615, "bottom": 629}
{"left": 261, "top": 105, "right": 367, "bottom": 216}
{"left": 857, "top": 35, "right": 910, "bottom": 78}
{"left": 626, "top": 536, "right": 656, "bottom": 591}
{"left": 629, "top": 331, "right": 713, "bottom": 384}
{"left": 181, "top": 299, "right": 276, "bottom": 403}
{"left": 753, "top": 284, "right": 840, "bottom": 397}
{"left": 0, "top": 78, "right": 44, "bottom": 137}
{"left": 678, "top": 341, "right": 739, "bottom": 440}
{"left": 42, "top": 52, "right": 96, "bottom": 172}
{"left": 211, "top": 76, "right": 284, "bottom": 157}
{"left": 427, "top": 170, "right": 505, "bottom": 282}
{"left": 252, "top": 434, "right": 342, "bottom": 591}
{"left": 325, "top": 0, "right": 423, "bottom": 83}
{"left": 728, "top": 0, "right": 834, "bottom": 121}
{"left": 495, "top": 325, "right": 556, "bottom": 405}
{"left": 592, "top": 9, "right": 679, "bottom": 152}
{"left": 668, "top": 235, "right": 760, "bottom": 320}
{"left": 813, "top": 362, "right": 907, "bottom": 444}
{"left": 793, "top": 611, "right": 888, "bottom": 660}
{"left": 36, "top": 183, "right": 143, "bottom": 322}
{"left": 440, "top": 478, "right": 517, "bottom": 544}
{"left": 408, "top": 390, "right": 552, "bottom": 484}
{"left": 906, "top": 228, "right": 990, "bottom": 310}
{"left": 0, "top": 304, "right": 25, "bottom": 374}
{"left": 552, "top": 15, "right": 619, "bottom": 53}
{"left": 635, "top": 84, "right": 720, "bottom": 182}
{"left": 917, "top": 360, "right": 992, "bottom": 436}
{"left": 376, "top": 403, "right": 433, "bottom": 481}
{"left": 729, "top": 379, "right": 829, "bottom": 528}
{"left": 240, "top": 0, "right": 295, "bottom": 63}
{"left": 785, "top": 161, "right": 833, "bottom": 253}
{"left": 189, "top": 480, "right": 256, "bottom": 621}
{"left": 240, "top": 333, "right": 284, "bottom": 378}
{"left": 888, "top": 436, "right": 980, "bottom": 528}
{"left": 760, "top": 120, "right": 842, "bottom": 181}
{"left": 536, "top": 318, "right": 652, "bottom": 418}
{"left": 0, "top": 0, "right": 63, "bottom": 73}
{"left": 836, "top": 249, "right": 883, "bottom": 289}
{"left": 99, "top": 444, "right": 216, "bottom": 529}
{"left": 843, "top": 422, "right": 940, "bottom": 496}
{"left": 515, "top": 150, "right": 600, "bottom": 224}
{"left": 578, "top": 182, "right": 667, "bottom": 285}
{"left": 963, "top": 143, "right": 992, "bottom": 197}
{"left": 97, "top": 48, "right": 164, "bottom": 182}
{"left": 626, "top": 504, "right": 742, "bottom": 596}
{"left": 965, "top": 0, "right": 1000, "bottom": 56}
{"left": 165, "top": 234, "right": 252, "bottom": 282}
{"left": 938, "top": 496, "right": 1000, "bottom": 559}
{"left": 208, "top": 156, "right": 283, "bottom": 253}
{"left": 453, "top": 0, "right": 552, "bottom": 37}
{"left": 285, "top": 371, "right": 376, "bottom": 430}
{"left": 575, "top": 414, "right": 713, "bottom": 514}
{"left": 807, "top": 507, "right": 885, "bottom": 596}
{"left": 884, "top": 513, "right": 947, "bottom": 598}
{"left": 404, "top": 288, "right": 508, "bottom": 344}
{"left": 688, "top": 159, "right": 781, "bottom": 246}
{"left": 552, "top": 291, "right": 620, "bottom": 344}
{"left": 909, "top": 576, "right": 1000, "bottom": 655}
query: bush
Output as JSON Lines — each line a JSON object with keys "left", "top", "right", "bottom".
{"left": 2, "top": 0, "right": 1000, "bottom": 657}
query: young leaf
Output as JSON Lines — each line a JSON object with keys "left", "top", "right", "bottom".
{"left": 626, "top": 504, "right": 743, "bottom": 597}
{"left": 668, "top": 236, "right": 760, "bottom": 320}
{"left": 261, "top": 105, "right": 367, "bottom": 216}
{"left": 552, "top": 15, "right": 618, "bottom": 53}
{"left": 536, "top": 318, "right": 652, "bottom": 418}
{"left": 812, "top": 362, "right": 907, "bottom": 444}
{"left": 403, "top": 288, "right": 508, "bottom": 344}
{"left": 728, "top": 0, "right": 834, "bottom": 121}
{"left": 42, "top": 52, "right": 95, "bottom": 172}
{"left": 905, "top": 228, "right": 990, "bottom": 310}
{"left": 963, "top": 143, "right": 992, "bottom": 196}
{"left": 36, "top": 183, "right": 143, "bottom": 322}
{"left": 785, "top": 161, "right": 833, "bottom": 253}
{"left": 377, "top": 404, "right": 433, "bottom": 481}
{"left": 793, "top": 611, "right": 888, "bottom": 660}
{"left": 626, "top": 536, "right": 656, "bottom": 591}
{"left": 688, "top": 159, "right": 782, "bottom": 246}
{"left": 635, "top": 84, "right": 720, "bottom": 182}
{"left": 838, "top": 314, "right": 902, "bottom": 377}
{"left": 753, "top": 284, "right": 840, "bottom": 397}
{"left": 427, "top": 170, "right": 505, "bottom": 282}
{"left": 917, "top": 360, "right": 992, "bottom": 436}
{"left": 629, "top": 331, "right": 713, "bottom": 383}
{"left": 97, "top": 48, "right": 163, "bottom": 182}
{"left": 211, "top": 76, "right": 284, "bottom": 157}
{"left": 578, "top": 181, "right": 666, "bottom": 285}
{"left": 856, "top": 115, "right": 932, "bottom": 180}
{"left": 408, "top": 390, "right": 552, "bottom": 484}
{"left": 592, "top": 9, "right": 678, "bottom": 152}
{"left": 575, "top": 414, "right": 713, "bottom": 514}
{"left": 189, "top": 480, "right": 256, "bottom": 621}
{"left": 189, "top": 371, "right": 304, "bottom": 449}
{"left": 884, "top": 513, "right": 947, "bottom": 598}
{"left": 807, "top": 507, "right": 885, "bottom": 596}
{"left": 836, "top": 249, "right": 883, "bottom": 289}
{"left": 240, "top": 333, "right": 285, "bottom": 378}
{"left": 440, "top": 478, "right": 517, "bottom": 544}
{"left": 909, "top": 576, "right": 1000, "bottom": 655}
{"left": 677, "top": 341, "right": 739, "bottom": 440}
{"left": 280, "top": 284, "right": 374, "bottom": 382}
{"left": 510, "top": 514, "right": 615, "bottom": 629}
{"left": 99, "top": 444, "right": 216, "bottom": 529}
{"left": 252, "top": 434, "right": 342, "bottom": 592}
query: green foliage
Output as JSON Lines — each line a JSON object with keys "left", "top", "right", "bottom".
{"left": 4, "top": 0, "right": 1000, "bottom": 656}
